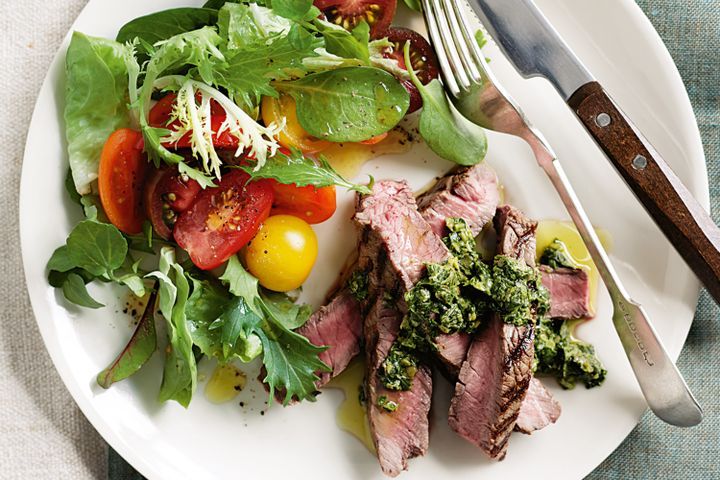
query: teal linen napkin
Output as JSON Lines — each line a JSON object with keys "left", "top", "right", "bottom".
{"left": 107, "top": 1, "right": 720, "bottom": 478}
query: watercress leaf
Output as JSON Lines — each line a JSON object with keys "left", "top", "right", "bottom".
{"left": 97, "top": 288, "right": 158, "bottom": 388}
{"left": 241, "top": 149, "right": 371, "bottom": 193}
{"left": 65, "top": 220, "right": 128, "bottom": 277}
{"left": 258, "top": 307, "right": 329, "bottom": 405}
{"left": 271, "top": 0, "right": 313, "bottom": 21}
{"left": 61, "top": 273, "right": 104, "bottom": 309}
{"left": 260, "top": 290, "right": 312, "bottom": 330}
{"left": 218, "top": 3, "right": 291, "bottom": 51}
{"left": 65, "top": 32, "right": 132, "bottom": 194}
{"left": 277, "top": 66, "right": 409, "bottom": 142}
{"left": 116, "top": 8, "right": 219, "bottom": 54}
{"left": 404, "top": 44, "right": 487, "bottom": 166}
{"left": 219, "top": 256, "right": 263, "bottom": 315}
{"left": 48, "top": 246, "right": 75, "bottom": 273}
{"left": 203, "top": 0, "right": 230, "bottom": 8}
{"left": 214, "top": 33, "right": 321, "bottom": 110}
{"left": 48, "top": 268, "right": 94, "bottom": 288}
{"left": 314, "top": 19, "right": 370, "bottom": 64}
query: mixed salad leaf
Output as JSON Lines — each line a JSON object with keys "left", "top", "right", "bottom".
{"left": 50, "top": 0, "right": 498, "bottom": 408}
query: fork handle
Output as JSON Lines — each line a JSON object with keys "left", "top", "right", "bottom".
{"left": 568, "top": 81, "right": 720, "bottom": 305}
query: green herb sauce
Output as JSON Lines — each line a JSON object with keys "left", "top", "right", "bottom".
{"left": 534, "top": 238, "right": 606, "bottom": 389}
{"left": 347, "top": 270, "right": 369, "bottom": 301}
{"left": 533, "top": 319, "right": 607, "bottom": 389}
{"left": 539, "top": 238, "right": 577, "bottom": 269}
{"left": 378, "top": 218, "right": 549, "bottom": 391}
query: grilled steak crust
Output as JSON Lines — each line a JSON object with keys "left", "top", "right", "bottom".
{"left": 417, "top": 164, "right": 500, "bottom": 238}
{"left": 296, "top": 289, "right": 363, "bottom": 388}
{"left": 364, "top": 296, "right": 432, "bottom": 477}
{"left": 449, "top": 205, "right": 539, "bottom": 459}
{"left": 540, "top": 266, "right": 592, "bottom": 319}
{"left": 354, "top": 180, "right": 444, "bottom": 475}
{"left": 515, "top": 378, "right": 562, "bottom": 434}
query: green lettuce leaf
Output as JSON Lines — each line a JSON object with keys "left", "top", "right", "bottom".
{"left": 217, "top": 2, "right": 291, "bottom": 50}
{"left": 147, "top": 247, "right": 197, "bottom": 407}
{"left": 64, "top": 32, "right": 133, "bottom": 194}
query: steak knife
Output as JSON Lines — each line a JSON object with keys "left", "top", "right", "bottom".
{"left": 465, "top": 0, "right": 720, "bottom": 305}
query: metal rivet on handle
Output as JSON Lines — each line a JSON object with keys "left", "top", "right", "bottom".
{"left": 595, "top": 113, "right": 611, "bottom": 127}
{"left": 632, "top": 155, "right": 648, "bottom": 170}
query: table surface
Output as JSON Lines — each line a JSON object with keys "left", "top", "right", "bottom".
{"left": 1, "top": 1, "right": 717, "bottom": 479}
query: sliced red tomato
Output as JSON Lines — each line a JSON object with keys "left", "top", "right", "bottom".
{"left": 98, "top": 129, "right": 148, "bottom": 234}
{"left": 149, "top": 93, "right": 239, "bottom": 149}
{"left": 143, "top": 167, "right": 202, "bottom": 240}
{"left": 173, "top": 170, "right": 274, "bottom": 270}
{"left": 314, "top": 0, "right": 396, "bottom": 38}
{"left": 382, "top": 27, "right": 440, "bottom": 113}
{"left": 270, "top": 181, "right": 337, "bottom": 224}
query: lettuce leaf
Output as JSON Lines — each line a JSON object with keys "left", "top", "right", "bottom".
{"left": 147, "top": 247, "right": 197, "bottom": 407}
{"left": 64, "top": 32, "right": 134, "bottom": 194}
{"left": 217, "top": 2, "right": 291, "bottom": 50}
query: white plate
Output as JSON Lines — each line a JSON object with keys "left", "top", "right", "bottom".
{"left": 20, "top": 1, "right": 708, "bottom": 479}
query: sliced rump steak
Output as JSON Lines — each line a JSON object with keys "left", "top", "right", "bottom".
{"left": 417, "top": 164, "right": 500, "bottom": 238}
{"left": 449, "top": 205, "right": 539, "bottom": 459}
{"left": 417, "top": 164, "right": 501, "bottom": 374}
{"left": 540, "top": 266, "right": 592, "bottom": 320}
{"left": 364, "top": 296, "right": 433, "bottom": 477}
{"left": 515, "top": 378, "right": 562, "bottom": 434}
{"left": 354, "top": 180, "right": 446, "bottom": 475}
{"left": 296, "top": 289, "right": 363, "bottom": 388}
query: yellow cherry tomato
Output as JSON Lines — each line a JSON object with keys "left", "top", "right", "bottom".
{"left": 245, "top": 215, "right": 319, "bottom": 292}
{"left": 261, "top": 94, "right": 332, "bottom": 154}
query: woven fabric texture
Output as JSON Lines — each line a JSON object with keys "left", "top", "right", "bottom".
{"left": 0, "top": 1, "right": 716, "bottom": 479}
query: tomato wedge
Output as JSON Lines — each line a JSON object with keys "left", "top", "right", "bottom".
{"left": 143, "top": 167, "right": 202, "bottom": 240}
{"left": 382, "top": 27, "right": 440, "bottom": 113}
{"left": 173, "top": 170, "right": 274, "bottom": 270}
{"left": 149, "top": 93, "right": 239, "bottom": 149}
{"left": 98, "top": 128, "right": 148, "bottom": 234}
{"left": 270, "top": 182, "right": 337, "bottom": 224}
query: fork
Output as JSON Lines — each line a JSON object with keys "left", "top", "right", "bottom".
{"left": 420, "top": 0, "right": 702, "bottom": 427}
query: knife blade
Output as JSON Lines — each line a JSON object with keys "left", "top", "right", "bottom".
{"left": 467, "top": 0, "right": 720, "bottom": 305}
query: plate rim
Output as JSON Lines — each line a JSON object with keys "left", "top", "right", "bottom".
{"left": 18, "top": 1, "right": 709, "bottom": 479}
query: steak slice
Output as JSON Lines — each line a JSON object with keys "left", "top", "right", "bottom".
{"left": 417, "top": 164, "right": 501, "bottom": 373}
{"left": 355, "top": 179, "right": 450, "bottom": 291}
{"left": 449, "top": 205, "right": 539, "bottom": 459}
{"left": 417, "top": 164, "right": 501, "bottom": 238}
{"left": 364, "top": 296, "right": 432, "bottom": 477}
{"left": 540, "top": 266, "right": 592, "bottom": 320}
{"left": 296, "top": 289, "right": 363, "bottom": 388}
{"left": 515, "top": 378, "right": 562, "bottom": 434}
{"left": 435, "top": 332, "right": 472, "bottom": 377}
{"left": 354, "top": 180, "right": 446, "bottom": 475}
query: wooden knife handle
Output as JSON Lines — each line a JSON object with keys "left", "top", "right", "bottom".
{"left": 568, "top": 81, "right": 720, "bottom": 305}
